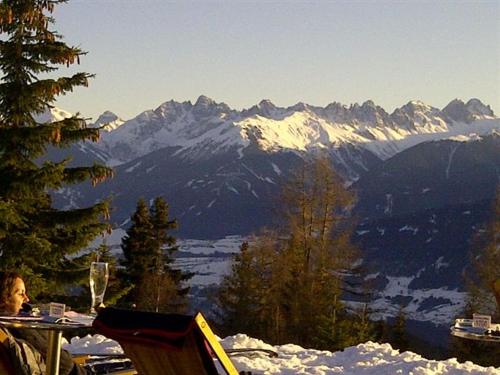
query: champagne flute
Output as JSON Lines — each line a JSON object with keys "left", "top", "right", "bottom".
{"left": 89, "top": 262, "right": 109, "bottom": 314}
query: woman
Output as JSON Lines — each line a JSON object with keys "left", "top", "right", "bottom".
{"left": 0, "top": 271, "right": 89, "bottom": 375}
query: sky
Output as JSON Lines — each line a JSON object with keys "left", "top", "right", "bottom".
{"left": 51, "top": 0, "right": 500, "bottom": 122}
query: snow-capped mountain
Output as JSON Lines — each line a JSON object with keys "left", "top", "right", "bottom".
{"left": 95, "top": 96, "right": 498, "bottom": 167}
{"left": 34, "top": 106, "right": 73, "bottom": 123}
{"left": 89, "top": 111, "right": 125, "bottom": 132}
{"left": 50, "top": 96, "right": 498, "bottom": 236}
{"left": 443, "top": 98, "right": 495, "bottom": 123}
{"left": 37, "top": 107, "right": 113, "bottom": 169}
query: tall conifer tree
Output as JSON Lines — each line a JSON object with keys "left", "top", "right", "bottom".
{"left": 120, "top": 197, "right": 192, "bottom": 312}
{"left": 120, "top": 198, "right": 153, "bottom": 291}
{"left": 0, "top": 0, "right": 112, "bottom": 299}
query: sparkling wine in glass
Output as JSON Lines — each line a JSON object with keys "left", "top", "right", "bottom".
{"left": 89, "top": 262, "right": 109, "bottom": 314}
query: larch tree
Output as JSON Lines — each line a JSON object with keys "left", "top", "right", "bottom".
{"left": 217, "top": 156, "right": 368, "bottom": 349}
{"left": 0, "top": 0, "right": 113, "bottom": 300}
{"left": 463, "top": 187, "right": 500, "bottom": 319}
{"left": 451, "top": 188, "right": 500, "bottom": 367}
{"left": 280, "top": 157, "right": 358, "bottom": 346}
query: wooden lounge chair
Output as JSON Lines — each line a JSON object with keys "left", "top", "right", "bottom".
{"left": 92, "top": 307, "right": 240, "bottom": 375}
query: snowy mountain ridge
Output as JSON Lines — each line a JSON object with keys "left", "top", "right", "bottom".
{"left": 37, "top": 97, "right": 498, "bottom": 170}
{"left": 93, "top": 96, "right": 498, "bottom": 165}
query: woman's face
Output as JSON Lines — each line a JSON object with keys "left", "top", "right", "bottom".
{"left": 3, "top": 277, "right": 29, "bottom": 314}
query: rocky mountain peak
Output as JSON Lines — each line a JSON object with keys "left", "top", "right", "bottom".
{"left": 242, "top": 99, "right": 280, "bottom": 118}
{"left": 390, "top": 100, "right": 445, "bottom": 131}
{"left": 153, "top": 99, "right": 191, "bottom": 121}
{"left": 257, "top": 99, "right": 278, "bottom": 114}
{"left": 465, "top": 98, "right": 494, "bottom": 117}
{"left": 350, "top": 100, "right": 391, "bottom": 126}
{"left": 194, "top": 95, "right": 215, "bottom": 107}
{"left": 288, "top": 102, "right": 312, "bottom": 112}
{"left": 34, "top": 106, "right": 72, "bottom": 123}
{"left": 405, "top": 100, "right": 430, "bottom": 110}
{"left": 323, "top": 102, "right": 351, "bottom": 123}
{"left": 443, "top": 99, "right": 474, "bottom": 123}
{"left": 193, "top": 95, "right": 231, "bottom": 117}
{"left": 92, "top": 111, "right": 124, "bottom": 132}
{"left": 398, "top": 100, "right": 437, "bottom": 115}
{"left": 94, "top": 110, "right": 119, "bottom": 123}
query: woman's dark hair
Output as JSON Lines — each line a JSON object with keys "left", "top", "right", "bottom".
{"left": 0, "top": 271, "right": 22, "bottom": 308}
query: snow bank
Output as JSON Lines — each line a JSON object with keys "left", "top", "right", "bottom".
{"left": 63, "top": 333, "right": 498, "bottom": 374}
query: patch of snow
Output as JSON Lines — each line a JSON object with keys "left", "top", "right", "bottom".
{"left": 372, "top": 276, "right": 468, "bottom": 325}
{"left": 64, "top": 334, "right": 498, "bottom": 374}
{"left": 124, "top": 161, "right": 142, "bottom": 173}
{"left": 384, "top": 194, "right": 393, "bottom": 215}
{"left": 448, "top": 134, "right": 482, "bottom": 142}
{"left": 434, "top": 256, "right": 449, "bottom": 270}
{"left": 226, "top": 185, "right": 239, "bottom": 194}
{"left": 399, "top": 225, "right": 419, "bottom": 235}
{"left": 270, "top": 162, "right": 282, "bottom": 175}
{"left": 445, "top": 144, "right": 460, "bottom": 179}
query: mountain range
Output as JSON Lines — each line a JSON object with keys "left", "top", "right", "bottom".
{"left": 42, "top": 96, "right": 499, "bottom": 344}
{"left": 95, "top": 96, "right": 496, "bottom": 167}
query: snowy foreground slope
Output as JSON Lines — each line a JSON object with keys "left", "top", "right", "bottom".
{"left": 64, "top": 333, "right": 499, "bottom": 374}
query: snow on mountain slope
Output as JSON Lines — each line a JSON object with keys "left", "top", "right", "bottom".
{"left": 96, "top": 96, "right": 499, "bottom": 165}
{"left": 34, "top": 107, "right": 73, "bottom": 123}
{"left": 36, "top": 97, "right": 498, "bottom": 170}
{"left": 90, "top": 111, "right": 125, "bottom": 132}
{"left": 33, "top": 107, "right": 125, "bottom": 133}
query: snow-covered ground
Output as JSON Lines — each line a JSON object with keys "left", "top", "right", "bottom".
{"left": 64, "top": 333, "right": 499, "bottom": 374}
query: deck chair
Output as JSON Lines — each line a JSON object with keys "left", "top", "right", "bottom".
{"left": 0, "top": 328, "right": 15, "bottom": 375}
{"left": 92, "top": 307, "right": 239, "bottom": 375}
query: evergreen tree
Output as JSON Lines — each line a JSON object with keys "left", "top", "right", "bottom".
{"left": 0, "top": 0, "right": 112, "bottom": 299}
{"left": 120, "top": 197, "right": 192, "bottom": 312}
{"left": 148, "top": 196, "right": 191, "bottom": 313}
{"left": 215, "top": 241, "right": 261, "bottom": 336}
{"left": 120, "top": 198, "right": 154, "bottom": 305}
{"left": 390, "top": 305, "right": 409, "bottom": 352}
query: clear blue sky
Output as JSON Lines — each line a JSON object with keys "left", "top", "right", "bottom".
{"left": 52, "top": 0, "right": 500, "bottom": 121}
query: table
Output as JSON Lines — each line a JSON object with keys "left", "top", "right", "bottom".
{"left": 0, "top": 316, "right": 94, "bottom": 375}
{"left": 450, "top": 318, "right": 500, "bottom": 343}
